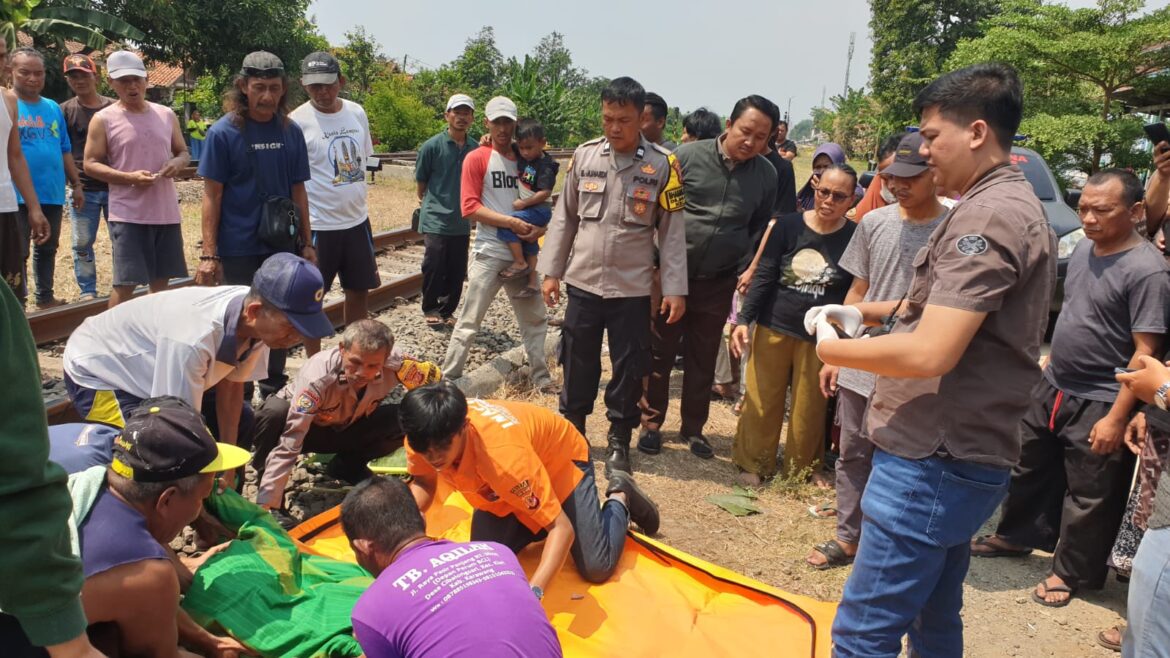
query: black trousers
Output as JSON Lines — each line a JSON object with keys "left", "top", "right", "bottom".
{"left": 641, "top": 275, "right": 736, "bottom": 436}
{"left": 558, "top": 286, "right": 650, "bottom": 429}
{"left": 420, "top": 233, "right": 469, "bottom": 318}
{"left": 222, "top": 253, "right": 289, "bottom": 398}
{"left": 249, "top": 395, "right": 404, "bottom": 485}
{"left": 995, "top": 378, "right": 1136, "bottom": 590}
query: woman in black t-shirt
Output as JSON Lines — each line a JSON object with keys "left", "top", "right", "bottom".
{"left": 730, "top": 164, "right": 857, "bottom": 486}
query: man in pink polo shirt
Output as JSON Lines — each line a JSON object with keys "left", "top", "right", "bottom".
{"left": 83, "top": 50, "right": 189, "bottom": 308}
{"left": 441, "top": 96, "right": 552, "bottom": 391}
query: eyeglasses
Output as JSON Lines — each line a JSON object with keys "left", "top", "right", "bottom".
{"left": 241, "top": 67, "right": 283, "bottom": 78}
{"left": 815, "top": 187, "right": 851, "bottom": 203}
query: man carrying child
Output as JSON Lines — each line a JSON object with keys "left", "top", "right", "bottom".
{"left": 497, "top": 118, "right": 558, "bottom": 298}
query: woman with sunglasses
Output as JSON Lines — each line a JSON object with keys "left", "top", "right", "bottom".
{"left": 796, "top": 142, "right": 863, "bottom": 210}
{"left": 730, "top": 164, "right": 858, "bottom": 487}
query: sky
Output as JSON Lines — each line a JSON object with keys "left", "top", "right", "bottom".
{"left": 308, "top": 0, "right": 1146, "bottom": 127}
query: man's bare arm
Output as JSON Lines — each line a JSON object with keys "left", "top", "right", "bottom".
{"left": 817, "top": 304, "right": 986, "bottom": 378}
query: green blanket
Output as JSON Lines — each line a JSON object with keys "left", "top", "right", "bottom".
{"left": 182, "top": 490, "right": 372, "bottom": 658}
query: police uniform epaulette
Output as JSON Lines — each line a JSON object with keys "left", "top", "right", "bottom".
{"left": 647, "top": 142, "right": 673, "bottom": 157}
{"left": 579, "top": 136, "right": 606, "bottom": 147}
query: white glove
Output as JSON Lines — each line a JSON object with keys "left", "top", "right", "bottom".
{"left": 804, "top": 304, "right": 863, "bottom": 338}
{"left": 814, "top": 317, "right": 843, "bottom": 345}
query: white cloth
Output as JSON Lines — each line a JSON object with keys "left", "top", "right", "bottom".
{"left": 0, "top": 95, "right": 18, "bottom": 213}
{"left": 289, "top": 99, "right": 373, "bottom": 231}
{"left": 63, "top": 286, "right": 269, "bottom": 409}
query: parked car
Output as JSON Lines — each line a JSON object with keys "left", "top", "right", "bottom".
{"left": 858, "top": 146, "right": 1083, "bottom": 316}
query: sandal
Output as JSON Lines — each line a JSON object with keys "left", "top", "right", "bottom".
{"left": 512, "top": 286, "right": 538, "bottom": 299}
{"left": 808, "top": 502, "right": 838, "bottom": 519}
{"left": 1031, "top": 578, "right": 1075, "bottom": 608}
{"left": 1097, "top": 625, "right": 1123, "bottom": 652}
{"left": 808, "top": 540, "right": 855, "bottom": 571}
{"left": 498, "top": 264, "right": 530, "bottom": 281}
{"left": 425, "top": 315, "right": 443, "bottom": 329}
{"left": 971, "top": 534, "right": 1033, "bottom": 558}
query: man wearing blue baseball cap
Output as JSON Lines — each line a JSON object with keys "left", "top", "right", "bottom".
{"left": 62, "top": 253, "right": 334, "bottom": 460}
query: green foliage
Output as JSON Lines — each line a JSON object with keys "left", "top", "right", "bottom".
{"left": 365, "top": 76, "right": 442, "bottom": 151}
{"left": 812, "top": 88, "right": 882, "bottom": 158}
{"left": 868, "top": 0, "right": 996, "bottom": 132}
{"left": 334, "top": 26, "right": 389, "bottom": 106}
{"left": 947, "top": 0, "right": 1170, "bottom": 173}
{"left": 789, "top": 119, "right": 814, "bottom": 141}
{"left": 95, "top": 0, "right": 328, "bottom": 83}
{"left": 0, "top": 0, "right": 145, "bottom": 52}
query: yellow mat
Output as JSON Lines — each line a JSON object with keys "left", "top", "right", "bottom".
{"left": 290, "top": 481, "right": 836, "bottom": 658}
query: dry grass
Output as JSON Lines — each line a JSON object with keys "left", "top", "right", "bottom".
{"left": 33, "top": 177, "right": 418, "bottom": 309}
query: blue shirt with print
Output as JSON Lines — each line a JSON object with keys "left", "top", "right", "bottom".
{"left": 197, "top": 114, "right": 310, "bottom": 257}
{"left": 14, "top": 97, "right": 70, "bottom": 206}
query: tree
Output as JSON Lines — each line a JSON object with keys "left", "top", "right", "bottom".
{"left": 790, "top": 119, "right": 814, "bottom": 141}
{"left": 812, "top": 88, "right": 882, "bottom": 158}
{"left": 868, "top": 0, "right": 996, "bottom": 132}
{"left": 334, "top": 26, "right": 389, "bottom": 105}
{"left": 366, "top": 76, "right": 442, "bottom": 151}
{"left": 948, "top": 0, "right": 1170, "bottom": 174}
{"left": 448, "top": 26, "right": 503, "bottom": 98}
{"left": 0, "top": 0, "right": 144, "bottom": 51}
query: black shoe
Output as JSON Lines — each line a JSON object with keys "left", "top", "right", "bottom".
{"left": 637, "top": 428, "right": 662, "bottom": 455}
{"left": 683, "top": 434, "right": 714, "bottom": 459}
{"left": 606, "top": 471, "right": 660, "bottom": 536}
{"left": 605, "top": 426, "right": 632, "bottom": 477}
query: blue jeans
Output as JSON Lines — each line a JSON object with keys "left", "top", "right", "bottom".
{"left": 70, "top": 190, "right": 109, "bottom": 296}
{"left": 190, "top": 137, "right": 204, "bottom": 161}
{"left": 1124, "top": 525, "right": 1170, "bottom": 658}
{"left": 832, "top": 449, "right": 1010, "bottom": 658}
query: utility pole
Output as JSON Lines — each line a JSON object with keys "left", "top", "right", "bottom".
{"left": 821, "top": 85, "right": 826, "bottom": 109}
{"left": 844, "top": 31, "right": 855, "bottom": 95}
{"left": 402, "top": 54, "right": 408, "bottom": 73}
{"left": 786, "top": 96, "right": 793, "bottom": 124}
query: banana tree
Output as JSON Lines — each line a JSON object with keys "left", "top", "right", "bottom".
{"left": 0, "top": 0, "right": 145, "bottom": 51}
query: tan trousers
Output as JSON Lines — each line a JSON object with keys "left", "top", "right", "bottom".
{"left": 733, "top": 324, "right": 828, "bottom": 479}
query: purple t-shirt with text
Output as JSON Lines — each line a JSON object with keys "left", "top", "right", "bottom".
{"left": 351, "top": 539, "right": 562, "bottom": 658}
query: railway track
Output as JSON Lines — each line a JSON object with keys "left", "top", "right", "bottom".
{"left": 40, "top": 228, "right": 426, "bottom": 423}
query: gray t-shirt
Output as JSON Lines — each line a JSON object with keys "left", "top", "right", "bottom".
{"left": 1045, "top": 238, "right": 1170, "bottom": 402}
{"left": 836, "top": 203, "right": 947, "bottom": 395}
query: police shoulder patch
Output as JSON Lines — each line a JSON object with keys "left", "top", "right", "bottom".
{"left": 294, "top": 389, "right": 320, "bottom": 414}
{"left": 955, "top": 234, "right": 989, "bottom": 256}
{"left": 658, "top": 153, "right": 686, "bottom": 212}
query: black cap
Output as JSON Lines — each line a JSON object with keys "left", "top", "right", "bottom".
{"left": 880, "top": 132, "right": 930, "bottom": 178}
{"left": 111, "top": 397, "right": 250, "bottom": 483}
{"left": 301, "top": 51, "right": 340, "bottom": 85}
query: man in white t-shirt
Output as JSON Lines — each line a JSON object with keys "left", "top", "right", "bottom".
{"left": 62, "top": 253, "right": 334, "bottom": 458}
{"left": 440, "top": 96, "right": 552, "bottom": 391}
{"left": 290, "top": 51, "right": 377, "bottom": 356}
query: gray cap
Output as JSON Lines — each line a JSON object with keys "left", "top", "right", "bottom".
{"left": 880, "top": 132, "right": 930, "bottom": 178}
{"left": 485, "top": 96, "right": 517, "bottom": 122}
{"left": 240, "top": 51, "right": 284, "bottom": 76}
{"left": 301, "top": 51, "right": 340, "bottom": 85}
{"left": 107, "top": 50, "right": 146, "bottom": 79}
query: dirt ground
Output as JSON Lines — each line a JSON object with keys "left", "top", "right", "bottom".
{"left": 35, "top": 154, "right": 1130, "bottom": 656}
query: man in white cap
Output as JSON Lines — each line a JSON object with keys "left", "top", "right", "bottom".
{"left": 83, "top": 50, "right": 190, "bottom": 308}
{"left": 290, "top": 51, "right": 377, "bottom": 355}
{"left": 415, "top": 93, "right": 476, "bottom": 328}
{"left": 441, "top": 96, "right": 552, "bottom": 392}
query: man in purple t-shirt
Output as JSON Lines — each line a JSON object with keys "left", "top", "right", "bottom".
{"left": 341, "top": 477, "right": 562, "bottom": 658}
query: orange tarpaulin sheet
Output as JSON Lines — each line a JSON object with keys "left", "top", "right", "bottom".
{"left": 290, "top": 481, "right": 837, "bottom": 658}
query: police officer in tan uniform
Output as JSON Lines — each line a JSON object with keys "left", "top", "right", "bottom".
{"left": 538, "top": 76, "right": 687, "bottom": 477}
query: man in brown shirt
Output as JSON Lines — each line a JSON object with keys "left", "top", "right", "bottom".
{"left": 806, "top": 64, "right": 1055, "bottom": 656}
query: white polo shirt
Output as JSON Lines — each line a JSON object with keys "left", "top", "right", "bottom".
{"left": 289, "top": 99, "right": 373, "bottom": 231}
{"left": 63, "top": 286, "right": 270, "bottom": 409}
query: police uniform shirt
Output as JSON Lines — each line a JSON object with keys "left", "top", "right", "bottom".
{"left": 538, "top": 135, "right": 688, "bottom": 299}
{"left": 865, "top": 164, "right": 1056, "bottom": 468}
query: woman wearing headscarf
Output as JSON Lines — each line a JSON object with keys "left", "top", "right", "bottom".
{"left": 797, "top": 143, "right": 857, "bottom": 210}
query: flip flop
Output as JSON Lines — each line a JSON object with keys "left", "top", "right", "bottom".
{"left": 808, "top": 502, "right": 838, "bottom": 519}
{"left": 498, "top": 265, "right": 530, "bottom": 281}
{"left": 971, "top": 534, "right": 1033, "bottom": 558}
{"left": 808, "top": 540, "right": 854, "bottom": 571}
{"left": 425, "top": 315, "right": 443, "bottom": 329}
{"left": 1096, "top": 626, "right": 1122, "bottom": 652}
{"left": 1031, "top": 579, "right": 1075, "bottom": 608}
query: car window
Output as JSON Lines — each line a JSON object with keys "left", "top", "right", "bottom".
{"left": 1009, "top": 152, "right": 1057, "bottom": 201}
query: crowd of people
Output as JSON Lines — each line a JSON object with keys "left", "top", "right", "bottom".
{"left": 0, "top": 35, "right": 1169, "bottom": 658}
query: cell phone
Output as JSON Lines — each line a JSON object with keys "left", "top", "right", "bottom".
{"left": 1145, "top": 122, "right": 1170, "bottom": 149}
{"left": 1115, "top": 367, "right": 1137, "bottom": 375}
{"left": 831, "top": 323, "right": 853, "bottom": 339}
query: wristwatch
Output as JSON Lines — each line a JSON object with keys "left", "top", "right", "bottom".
{"left": 531, "top": 585, "right": 544, "bottom": 601}
{"left": 1155, "top": 381, "right": 1170, "bottom": 411}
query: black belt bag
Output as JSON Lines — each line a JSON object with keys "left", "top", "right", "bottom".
{"left": 259, "top": 195, "right": 300, "bottom": 252}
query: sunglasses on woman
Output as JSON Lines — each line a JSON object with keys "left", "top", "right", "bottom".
{"left": 815, "top": 187, "right": 851, "bottom": 203}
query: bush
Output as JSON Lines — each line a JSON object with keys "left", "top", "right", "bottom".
{"left": 365, "top": 76, "right": 443, "bottom": 152}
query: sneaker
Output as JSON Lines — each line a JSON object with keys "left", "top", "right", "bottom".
{"left": 606, "top": 471, "right": 660, "bottom": 535}
{"left": 78, "top": 292, "right": 98, "bottom": 302}
{"left": 636, "top": 428, "right": 662, "bottom": 455}
{"left": 682, "top": 434, "right": 715, "bottom": 459}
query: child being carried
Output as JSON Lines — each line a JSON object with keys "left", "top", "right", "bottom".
{"left": 497, "top": 118, "right": 559, "bottom": 297}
